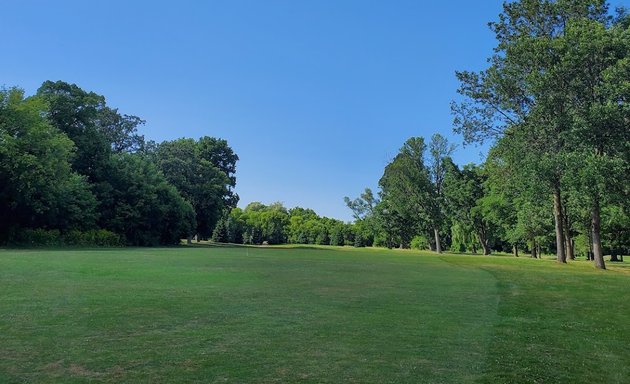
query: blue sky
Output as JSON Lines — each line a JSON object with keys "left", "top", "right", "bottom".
{"left": 5, "top": 1, "right": 626, "bottom": 221}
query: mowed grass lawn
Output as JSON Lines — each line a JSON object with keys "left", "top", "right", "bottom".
{"left": 0, "top": 246, "right": 628, "bottom": 383}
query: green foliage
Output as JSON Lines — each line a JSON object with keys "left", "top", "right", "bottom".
{"left": 99, "top": 153, "right": 195, "bottom": 246}
{"left": 69, "top": 229, "right": 123, "bottom": 247}
{"left": 329, "top": 223, "right": 345, "bottom": 246}
{"left": 0, "top": 81, "right": 208, "bottom": 247}
{"left": 344, "top": 188, "right": 378, "bottom": 220}
{"left": 410, "top": 235, "right": 430, "bottom": 250}
{"left": 0, "top": 87, "right": 98, "bottom": 242}
{"left": 211, "top": 217, "right": 229, "bottom": 243}
{"left": 376, "top": 135, "right": 454, "bottom": 251}
{"left": 10, "top": 228, "right": 61, "bottom": 247}
{"left": 378, "top": 137, "right": 433, "bottom": 247}
{"left": 36, "top": 81, "right": 145, "bottom": 180}
{"left": 155, "top": 137, "right": 238, "bottom": 239}
{"left": 234, "top": 202, "right": 290, "bottom": 245}
{"left": 8, "top": 228, "right": 122, "bottom": 247}
{"left": 602, "top": 204, "right": 630, "bottom": 254}
{"left": 448, "top": 224, "right": 473, "bottom": 253}
{"left": 449, "top": 0, "right": 630, "bottom": 264}
{"left": 443, "top": 160, "right": 495, "bottom": 254}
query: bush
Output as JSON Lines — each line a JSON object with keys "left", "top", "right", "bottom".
{"left": 88, "top": 229, "right": 123, "bottom": 247}
{"left": 329, "top": 230, "right": 344, "bottom": 246}
{"left": 64, "top": 230, "right": 87, "bottom": 246}
{"left": 12, "top": 229, "right": 62, "bottom": 246}
{"left": 411, "top": 235, "right": 430, "bottom": 250}
{"left": 8, "top": 228, "right": 122, "bottom": 247}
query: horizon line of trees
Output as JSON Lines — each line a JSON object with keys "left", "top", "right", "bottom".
{"left": 211, "top": 202, "right": 374, "bottom": 247}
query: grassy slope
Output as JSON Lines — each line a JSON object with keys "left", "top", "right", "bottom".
{"left": 444, "top": 255, "right": 630, "bottom": 384}
{"left": 0, "top": 246, "right": 627, "bottom": 383}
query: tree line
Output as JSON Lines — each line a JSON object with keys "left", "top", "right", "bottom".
{"left": 1, "top": 81, "right": 373, "bottom": 249}
{"left": 343, "top": 0, "right": 629, "bottom": 270}
{"left": 2, "top": 1, "right": 628, "bottom": 270}
{"left": 0, "top": 81, "right": 238, "bottom": 246}
{"left": 211, "top": 202, "right": 373, "bottom": 247}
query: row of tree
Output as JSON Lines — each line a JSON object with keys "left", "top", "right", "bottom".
{"left": 0, "top": 81, "right": 238, "bottom": 246}
{"left": 2, "top": 1, "right": 627, "bottom": 266}
{"left": 345, "top": 0, "right": 629, "bottom": 270}
{"left": 211, "top": 202, "right": 373, "bottom": 247}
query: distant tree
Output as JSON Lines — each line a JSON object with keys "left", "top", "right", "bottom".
{"left": 443, "top": 159, "right": 493, "bottom": 255}
{"left": 239, "top": 202, "right": 290, "bottom": 245}
{"left": 344, "top": 188, "right": 379, "bottom": 246}
{"left": 344, "top": 188, "right": 378, "bottom": 220}
{"left": 329, "top": 222, "right": 345, "bottom": 246}
{"left": 212, "top": 216, "right": 229, "bottom": 243}
{"left": 379, "top": 137, "right": 435, "bottom": 249}
{"left": 427, "top": 134, "right": 455, "bottom": 253}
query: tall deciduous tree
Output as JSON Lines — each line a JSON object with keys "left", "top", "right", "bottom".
{"left": 443, "top": 159, "right": 493, "bottom": 255}
{"left": 36, "top": 81, "right": 145, "bottom": 180}
{"left": 0, "top": 88, "right": 97, "bottom": 241}
{"left": 427, "top": 134, "right": 455, "bottom": 253}
{"left": 558, "top": 16, "right": 630, "bottom": 269}
{"left": 155, "top": 137, "right": 238, "bottom": 240}
{"left": 100, "top": 153, "right": 195, "bottom": 246}
{"left": 379, "top": 137, "right": 435, "bottom": 250}
{"left": 452, "top": 0, "right": 612, "bottom": 264}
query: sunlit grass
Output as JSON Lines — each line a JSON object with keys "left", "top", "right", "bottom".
{"left": 0, "top": 246, "right": 627, "bottom": 383}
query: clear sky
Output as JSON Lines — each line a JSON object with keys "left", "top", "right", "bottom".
{"left": 4, "top": 1, "right": 627, "bottom": 221}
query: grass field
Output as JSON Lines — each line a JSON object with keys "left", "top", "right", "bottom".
{"left": 0, "top": 245, "right": 628, "bottom": 383}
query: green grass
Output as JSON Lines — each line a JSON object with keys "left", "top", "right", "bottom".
{"left": 0, "top": 246, "right": 627, "bottom": 383}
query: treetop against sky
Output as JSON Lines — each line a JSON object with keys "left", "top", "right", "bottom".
{"left": 3, "top": 0, "right": 630, "bottom": 221}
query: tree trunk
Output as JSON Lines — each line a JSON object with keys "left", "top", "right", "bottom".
{"left": 591, "top": 198, "right": 606, "bottom": 270}
{"left": 530, "top": 238, "right": 537, "bottom": 259}
{"left": 513, "top": 244, "right": 519, "bottom": 257}
{"left": 187, "top": 236, "right": 193, "bottom": 245}
{"left": 562, "top": 205, "right": 574, "bottom": 260}
{"left": 472, "top": 243, "right": 477, "bottom": 254}
{"left": 563, "top": 213, "right": 574, "bottom": 261}
{"left": 477, "top": 227, "right": 490, "bottom": 255}
{"left": 434, "top": 228, "right": 442, "bottom": 254}
{"left": 610, "top": 251, "right": 620, "bottom": 262}
{"left": 566, "top": 237, "right": 575, "bottom": 261}
{"left": 553, "top": 186, "right": 566, "bottom": 263}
